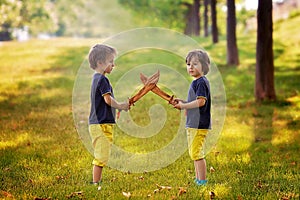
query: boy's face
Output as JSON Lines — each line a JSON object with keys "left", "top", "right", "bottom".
{"left": 97, "top": 54, "right": 115, "bottom": 74}
{"left": 186, "top": 56, "right": 203, "bottom": 79}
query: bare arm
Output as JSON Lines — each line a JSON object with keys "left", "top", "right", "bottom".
{"left": 173, "top": 98, "right": 206, "bottom": 110}
{"left": 103, "top": 94, "right": 129, "bottom": 111}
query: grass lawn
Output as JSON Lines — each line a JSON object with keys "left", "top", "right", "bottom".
{"left": 0, "top": 16, "right": 300, "bottom": 199}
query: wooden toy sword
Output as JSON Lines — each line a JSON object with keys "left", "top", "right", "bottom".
{"left": 128, "top": 70, "right": 178, "bottom": 106}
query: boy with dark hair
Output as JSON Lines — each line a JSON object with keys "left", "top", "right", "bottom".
{"left": 174, "top": 49, "right": 211, "bottom": 186}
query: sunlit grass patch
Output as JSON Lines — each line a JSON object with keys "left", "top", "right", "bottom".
{"left": 1, "top": 16, "right": 300, "bottom": 199}
{"left": 218, "top": 109, "right": 254, "bottom": 153}
{"left": 0, "top": 132, "right": 30, "bottom": 150}
{"left": 272, "top": 127, "right": 297, "bottom": 146}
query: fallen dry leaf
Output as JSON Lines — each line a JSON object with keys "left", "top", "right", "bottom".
{"left": 256, "top": 180, "right": 263, "bottom": 189}
{"left": 4, "top": 167, "right": 10, "bottom": 171}
{"left": 122, "top": 191, "right": 131, "bottom": 198}
{"left": 55, "top": 175, "right": 68, "bottom": 180}
{"left": 28, "top": 179, "right": 34, "bottom": 184}
{"left": 281, "top": 197, "right": 289, "bottom": 200}
{"left": 237, "top": 170, "right": 243, "bottom": 175}
{"left": 290, "top": 161, "right": 296, "bottom": 166}
{"left": 1, "top": 191, "right": 13, "bottom": 198}
{"left": 209, "top": 191, "right": 216, "bottom": 199}
{"left": 210, "top": 166, "right": 215, "bottom": 173}
{"left": 281, "top": 192, "right": 297, "bottom": 200}
{"left": 178, "top": 187, "right": 187, "bottom": 196}
{"left": 156, "top": 184, "right": 172, "bottom": 190}
{"left": 110, "top": 177, "right": 117, "bottom": 182}
{"left": 153, "top": 189, "right": 160, "bottom": 193}
{"left": 66, "top": 191, "right": 83, "bottom": 199}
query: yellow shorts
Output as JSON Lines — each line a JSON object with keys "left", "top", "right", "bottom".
{"left": 186, "top": 128, "right": 208, "bottom": 160}
{"left": 89, "top": 124, "right": 114, "bottom": 167}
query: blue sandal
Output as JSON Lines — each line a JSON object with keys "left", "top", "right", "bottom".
{"left": 194, "top": 179, "right": 208, "bottom": 186}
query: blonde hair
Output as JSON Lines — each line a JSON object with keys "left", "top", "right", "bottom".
{"left": 88, "top": 44, "right": 116, "bottom": 69}
{"left": 186, "top": 49, "right": 210, "bottom": 75}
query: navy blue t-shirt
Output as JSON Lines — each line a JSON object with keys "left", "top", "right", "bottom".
{"left": 89, "top": 73, "right": 116, "bottom": 124}
{"left": 186, "top": 76, "right": 211, "bottom": 129}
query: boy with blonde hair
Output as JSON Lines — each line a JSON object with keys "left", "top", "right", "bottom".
{"left": 88, "top": 44, "right": 129, "bottom": 185}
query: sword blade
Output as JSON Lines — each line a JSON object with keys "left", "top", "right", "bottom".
{"left": 129, "top": 83, "right": 156, "bottom": 106}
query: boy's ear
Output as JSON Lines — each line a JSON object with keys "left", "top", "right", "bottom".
{"left": 96, "top": 60, "right": 102, "bottom": 66}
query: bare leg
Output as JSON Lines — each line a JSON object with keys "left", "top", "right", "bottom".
{"left": 194, "top": 161, "right": 200, "bottom": 180}
{"left": 194, "top": 158, "right": 206, "bottom": 180}
{"left": 93, "top": 165, "right": 103, "bottom": 183}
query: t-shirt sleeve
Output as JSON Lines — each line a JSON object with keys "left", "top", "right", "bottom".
{"left": 98, "top": 77, "right": 112, "bottom": 96}
{"left": 195, "top": 81, "right": 208, "bottom": 100}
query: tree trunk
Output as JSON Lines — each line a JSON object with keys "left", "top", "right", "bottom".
{"left": 255, "top": 0, "right": 276, "bottom": 101}
{"left": 184, "top": 0, "right": 200, "bottom": 36}
{"left": 211, "top": 0, "right": 218, "bottom": 43}
{"left": 0, "top": 24, "right": 12, "bottom": 41}
{"left": 204, "top": 0, "right": 209, "bottom": 37}
{"left": 226, "top": 0, "right": 239, "bottom": 65}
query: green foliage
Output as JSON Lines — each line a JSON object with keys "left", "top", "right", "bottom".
{"left": 118, "top": 0, "right": 189, "bottom": 31}
{"left": 0, "top": 0, "right": 255, "bottom": 39}
{"left": 117, "top": 0, "right": 232, "bottom": 37}
{"left": 236, "top": 7, "right": 256, "bottom": 29}
{"left": 0, "top": 0, "right": 55, "bottom": 36}
{"left": 0, "top": 0, "right": 23, "bottom": 40}
{"left": 53, "top": 0, "right": 134, "bottom": 37}
{"left": 288, "top": 9, "right": 300, "bottom": 19}
{"left": 0, "top": 0, "right": 23, "bottom": 29}
{"left": 0, "top": 0, "right": 136, "bottom": 39}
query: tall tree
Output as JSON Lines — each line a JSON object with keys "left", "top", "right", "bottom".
{"left": 211, "top": 0, "right": 218, "bottom": 43}
{"left": 226, "top": 0, "right": 239, "bottom": 65}
{"left": 203, "top": 0, "right": 209, "bottom": 37}
{"left": 255, "top": 0, "right": 276, "bottom": 101}
{"left": 184, "top": 0, "right": 200, "bottom": 36}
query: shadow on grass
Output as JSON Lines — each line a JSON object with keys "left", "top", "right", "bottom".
{"left": 46, "top": 46, "right": 89, "bottom": 75}
{"left": 0, "top": 45, "right": 92, "bottom": 197}
{"left": 248, "top": 105, "right": 299, "bottom": 198}
{"left": 0, "top": 45, "right": 89, "bottom": 119}
{"left": 0, "top": 76, "right": 74, "bottom": 116}
{"left": 207, "top": 44, "right": 300, "bottom": 198}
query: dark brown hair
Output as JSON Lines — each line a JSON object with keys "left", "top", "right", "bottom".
{"left": 186, "top": 49, "right": 210, "bottom": 75}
